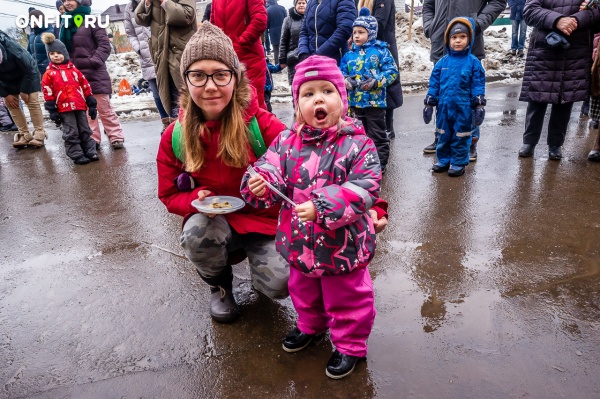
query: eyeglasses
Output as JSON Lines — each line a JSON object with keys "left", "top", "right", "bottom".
{"left": 185, "top": 70, "right": 234, "bottom": 88}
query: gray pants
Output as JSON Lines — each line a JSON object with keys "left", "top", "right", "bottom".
{"left": 180, "top": 213, "right": 289, "bottom": 299}
{"left": 61, "top": 110, "right": 97, "bottom": 160}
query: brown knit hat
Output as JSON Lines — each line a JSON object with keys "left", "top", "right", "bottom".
{"left": 180, "top": 22, "right": 241, "bottom": 85}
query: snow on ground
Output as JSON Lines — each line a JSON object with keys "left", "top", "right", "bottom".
{"left": 106, "top": 11, "right": 528, "bottom": 115}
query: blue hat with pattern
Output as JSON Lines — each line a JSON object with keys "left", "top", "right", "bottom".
{"left": 353, "top": 7, "right": 378, "bottom": 43}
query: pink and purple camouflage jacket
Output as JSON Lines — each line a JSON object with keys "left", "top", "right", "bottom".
{"left": 241, "top": 117, "right": 381, "bottom": 276}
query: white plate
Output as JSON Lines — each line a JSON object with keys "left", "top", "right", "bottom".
{"left": 191, "top": 196, "right": 245, "bottom": 214}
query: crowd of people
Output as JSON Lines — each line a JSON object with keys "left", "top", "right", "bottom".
{"left": 1, "top": 0, "right": 600, "bottom": 380}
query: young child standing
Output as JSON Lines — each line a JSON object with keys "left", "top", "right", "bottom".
{"left": 41, "top": 33, "right": 98, "bottom": 165}
{"left": 241, "top": 55, "right": 381, "bottom": 379}
{"left": 423, "top": 17, "right": 486, "bottom": 177}
{"left": 340, "top": 7, "right": 398, "bottom": 174}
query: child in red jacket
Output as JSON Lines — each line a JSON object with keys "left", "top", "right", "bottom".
{"left": 41, "top": 33, "right": 98, "bottom": 165}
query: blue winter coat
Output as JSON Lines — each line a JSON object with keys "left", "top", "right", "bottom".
{"left": 426, "top": 17, "right": 485, "bottom": 132}
{"left": 27, "top": 26, "right": 53, "bottom": 76}
{"left": 298, "top": 0, "right": 356, "bottom": 64}
{"left": 508, "top": 0, "right": 525, "bottom": 21}
{"left": 266, "top": 0, "right": 287, "bottom": 46}
{"left": 340, "top": 40, "right": 398, "bottom": 108}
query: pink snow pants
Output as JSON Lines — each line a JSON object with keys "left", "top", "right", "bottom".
{"left": 288, "top": 266, "right": 376, "bottom": 358}
{"left": 87, "top": 94, "right": 124, "bottom": 144}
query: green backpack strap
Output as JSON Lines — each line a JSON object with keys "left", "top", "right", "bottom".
{"left": 247, "top": 116, "right": 266, "bottom": 158}
{"left": 171, "top": 117, "right": 266, "bottom": 162}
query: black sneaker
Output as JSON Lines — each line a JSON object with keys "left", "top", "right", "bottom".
{"left": 325, "top": 350, "right": 363, "bottom": 379}
{"left": 282, "top": 327, "right": 316, "bottom": 353}
{"left": 0, "top": 123, "right": 18, "bottom": 132}
{"left": 387, "top": 130, "right": 396, "bottom": 140}
{"left": 548, "top": 146, "right": 562, "bottom": 160}
{"left": 431, "top": 163, "right": 449, "bottom": 173}
{"left": 87, "top": 154, "right": 100, "bottom": 162}
{"left": 448, "top": 165, "right": 465, "bottom": 177}
{"left": 423, "top": 138, "right": 438, "bottom": 154}
{"left": 73, "top": 156, "right": 91, "bottom": 165}
{"left": 469, "top": 142, "right": 478, "bottom": 161}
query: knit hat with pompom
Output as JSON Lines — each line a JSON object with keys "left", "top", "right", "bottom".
{"left": 42, "top": 32, "right": 69, "bottom": 62}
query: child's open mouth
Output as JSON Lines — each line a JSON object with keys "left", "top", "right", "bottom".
{"left": 314, "top": 108, "right": 328, "bottom": 122}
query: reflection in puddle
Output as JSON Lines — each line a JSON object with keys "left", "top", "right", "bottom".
{"left": 421, "top": 291, "right": 446, "bottom": 333}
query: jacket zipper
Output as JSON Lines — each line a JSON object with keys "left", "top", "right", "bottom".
{"left": 315, "top": 0, "right": 321, "bottom": 52}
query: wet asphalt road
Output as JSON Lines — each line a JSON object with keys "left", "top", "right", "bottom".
{"left": 1, "top": 83, "right": 599, "bottom": 399}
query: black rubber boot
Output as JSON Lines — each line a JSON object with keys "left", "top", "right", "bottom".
{"left": 198, "top": 266, "right": 239, "bottom": 323}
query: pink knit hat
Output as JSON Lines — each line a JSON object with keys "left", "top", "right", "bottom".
{"left": 292, "top": 55, "right": 348, "bottom": 116}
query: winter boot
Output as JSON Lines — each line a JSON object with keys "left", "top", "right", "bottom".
{"left": 423, "top": 136, "right": 438, "bottom": 153}
{"left": 198, "top": 266, "right": 239, "bottom": 323}
{"left": 28, "top": 131, "right": 47, "bottom": 148}
{"left": 12, "top": 132, "right": 34, "bottom": 148}
{"left": 161, "top": 117, "right": 172, "bottom": 135}
{"left": 282, "top": 327, "right": 317, "bottom": 353}
{"left": 469, "top": 137, "right": 478, "bottom": 161}
{"left": 325, "top": 350, "right": 364, "bottom": 379}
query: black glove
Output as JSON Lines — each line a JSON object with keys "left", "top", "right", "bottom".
{"left": 358, "top": 77, "right": 377, "bottom": 91}
{"left": 298, "top": 52, "right": 309, "bottom": 62}
{"left": 423, "top": 106, "right": 434, "bottom": 124}
{"left": 88, "top": 107, "right": 97, "bottom": 120}
{"left": 471, "top": 95, "right": 487, "bottom": 107}
{"left": 174, "top": 172, "right": 197, "bottom": 192}
{"left": 474, "top": 106, "right": 485, "bottom": 126}
{"left": 345, "top": 76, "right": 358, "bottom": 91}
{"left": 44, "top": 101, "right": 62, "bottom": 126}
{"left": 85, "top": 96, "right": 97, "bottom": 120}
{"left": 424, "top": 94, "right": 438, "bottom": 106}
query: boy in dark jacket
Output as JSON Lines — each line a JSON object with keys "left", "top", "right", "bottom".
{"left": 423, "top": 17, "right": 486, "bottom": 177}
{"left": 340, "top": 7, "right": 398, "bottom": 174}
{"left": 41, "top": 33, "right": 98, "bottom": 165}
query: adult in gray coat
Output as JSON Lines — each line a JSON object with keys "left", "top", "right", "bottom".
{"left": 518, "top": 0, "right": 600, "bottom": 160}
{"left": 124, "top": 0, "right": 170, "bottom": 132}
{"left": 279, "top": 0, "right": 306, "bottom": 85}
{"left": 422, "top": 0, "right": 507, "bottom": 157}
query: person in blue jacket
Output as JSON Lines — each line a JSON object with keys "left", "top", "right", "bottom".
{"left": 422, "top": 17, "right": 486, "bottom": 177}
{"left": 340, "top": 7, "right": 398, "bottom": 173}
{"left": 297, "top": 0, "right": 356, "bottom": 64}
{"left": 27, "top": 9, "right": 53, "bottom": 75}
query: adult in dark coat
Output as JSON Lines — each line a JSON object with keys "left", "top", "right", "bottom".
{"left": 0, "top": 30, "right": 46, "bottom": 148}
{"left": 279, "top": 0, "right": 306, "bottom": 85}
{"left": 297, "top": 0, "right": 357, "bottom": 64}
{"left": 266, "top": 0, "right": 287, "bottom": 65}
{"left": 358, "top": 0, "right": 403, "bottom": 138}
{"left": 27, "top": 10, "right": 53, "bottom": 75}
{"left": 518, "top": 0, "right": 600, "bottom": 160}
{"left": 422, "top": 0, "right": 507, "bottom": 158}
{"left": 202, "top": 2, "right": 211, "bottom": 22}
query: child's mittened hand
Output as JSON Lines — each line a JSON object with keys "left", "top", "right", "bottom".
{"left": 423, "top": 106, "right": 434, "bottom": 124}
{"left": 295, "top": 201, "right": 317, "bottom": 222}
{"left": 88, "top": 107, "right": 97, "bottom": 120}
{"left": 359, "top": 77, "right": 377, "bottom": 91}
{"left": 474, "top": 106, "right": 485, "bottom": 126}
{"left": 345, "top": 77, "right": 358, "bottom": 90}
{"left": 248, "top": 175, "right": 267, "bottom": 197}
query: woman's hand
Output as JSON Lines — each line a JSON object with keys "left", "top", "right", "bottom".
{"left": 556, "top": 17, "right": 578, "bottom": 36}
{"left": 248, "top": 175, "right": 267, "bottom": 197}
{"left": 4, "top": 94, "right": 19, "bottom": 109}
{"left": 197, "top": 189, "right": 218, "bottom": 218}
{"left": 369, "top": 209, "right": 388, "bottom": 233}
{"left": 295, "top": 201, "right": 316, "bottom": 222}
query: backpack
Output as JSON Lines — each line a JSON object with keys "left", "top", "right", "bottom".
{"left": 171, "top": 116, "right": 266, "bottom": 162}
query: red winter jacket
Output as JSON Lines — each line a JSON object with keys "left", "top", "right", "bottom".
{"left": 156, "top": 89, "right": 286, "bottom": 235}
{"left": 211, "top": 0, "right": 268, "bottom": 110}
{"left": 41, "top": 61, "right": 92, "bottom": 112}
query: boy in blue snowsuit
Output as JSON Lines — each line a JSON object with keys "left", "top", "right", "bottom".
{"left": 340, "top": 7, "right": 398, "bottom": 173}
{"left": 423, "top": 17, "right": 486, "bottom": 177}
{"left": 264, "top": 57, "right": 282, "bottom": 113}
